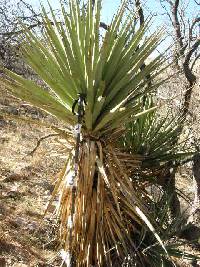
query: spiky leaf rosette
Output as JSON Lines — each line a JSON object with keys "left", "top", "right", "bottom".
{"left": 119, "top": 95, "right": 195, "bottom": 184}
{"left": 1, "top": 0, "right": 171, "bottom": 266}
{"left": 1, "top": 0, "right": 164, "bottom": 134}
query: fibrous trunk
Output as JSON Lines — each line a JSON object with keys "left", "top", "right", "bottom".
{"left": 51, "top": 138, "right": 157, "bottom": 266}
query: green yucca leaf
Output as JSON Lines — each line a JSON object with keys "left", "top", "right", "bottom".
{"left": 2, "top": 0, "right": 166, "bottom": 134}
{"left": 1, "top": 69, "right": 74, "bottom": 123}
{"left": 120, "top": 93, "right": 194, "bottom": 168}
{"left": 19, "top": 23, "right": 78, "bottom": 102}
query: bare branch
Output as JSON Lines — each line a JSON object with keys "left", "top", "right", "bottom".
{"left": 159, "top": 0, "right": 173, "bottom": 24}
{"left": 0, "top": 21, "right": 43, "bottom": 39}
{"left": 191, "top": 53, "right": 200, "bottom": 71}
{"left": 183, "top": 38, "right": 200, "bottom": 85}
{"left": 135, "top": 0, "right": 144, "bottom": 26}
{"left": 182, "top": 38, "right": 200, "bottom": 117}
{"left": 28, "top": 134, "right": 60, "bottom": 156}
{"left": 189, "top": 17, "right": 200, "bottom": 40}
{"left": 1, "top": 20, "right": 109, "bottom": 39}
{"left": 194, "top": 0, "right": 200, "bottom": 5}
{"left": 171, "top": 0, "right": 184, "bottom": 53}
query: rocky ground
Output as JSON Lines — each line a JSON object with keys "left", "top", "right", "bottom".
{"left": 0, "top": 87, "right": 66, "bottom": 266}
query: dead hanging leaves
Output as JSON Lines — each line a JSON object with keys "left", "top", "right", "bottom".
{"left": 44, "top": 136, "right": 168, "bottom": 266}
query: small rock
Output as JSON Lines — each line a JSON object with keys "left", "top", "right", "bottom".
{"left": 5, "top": 190, "right": 21, "bottom": 199}
{"left": 35, "top": 181, "right": 54, "bottom": 192}
{"left": 3, "top": 173, "right": 25, "bottom": 183}
{"left": 0, "top": 118, "right": 7, "bottom": 127}
{"left": 0, "top": 204, "right": 6, "bottom": 215}
{"left": 0, "top": 137, "right": 9, "bottom": 144}
{"left": 9, "top": 217, "right": 26, "bottom": 228}
{"left": 26, "top": 221, "right": 38, "bottom": 232}
{"left": 7, "top": 106, "right": 19, "bottom": 115}
{"left": 0, "top": 240, "right": 15, "bottom": 253}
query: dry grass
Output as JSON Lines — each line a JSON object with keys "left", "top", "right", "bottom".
{"left": 0, "top": 87, "right": 66, "bottom": 266}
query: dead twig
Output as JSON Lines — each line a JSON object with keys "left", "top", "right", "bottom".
{"left": 28, "top": 134, "right": 60, "bottom": 156}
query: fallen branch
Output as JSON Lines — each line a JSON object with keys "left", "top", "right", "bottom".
{"left": 28, "top": 133, "right": 59, "bottom": 156}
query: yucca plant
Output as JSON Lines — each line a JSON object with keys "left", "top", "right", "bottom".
{"left": 119, "top": 95, "right": 195, "bottom": 189}
{"left": 119, "top": 94, "right": 196, "bottom": 221}
{"left": 1, "top": 0, "right": 190, "bottom": 266}
{"left": 120, "top": 95, "right": 194, "bottom": 168}
{"left": 117, "top": 94, "right": 199, "bottom": 265}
